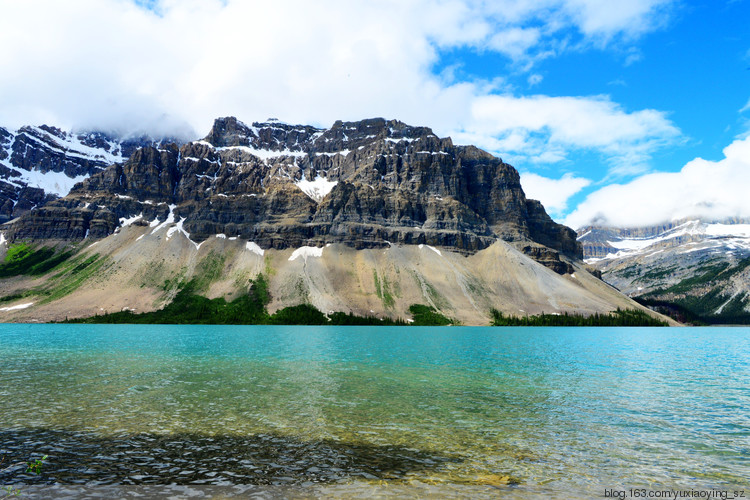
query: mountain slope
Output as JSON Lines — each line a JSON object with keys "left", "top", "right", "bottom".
{"left": 579, "top": 220, "right": 750, "bottom": 323}
{"left": 0, "top": 117, "right": 668, "bottom": 324}
{"left": 0, "top": 224, "right": 656, "bottom": 325}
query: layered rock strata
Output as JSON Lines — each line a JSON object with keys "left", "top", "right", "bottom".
{"left": 3, "top": 117, "right": 581, "bottom": 272}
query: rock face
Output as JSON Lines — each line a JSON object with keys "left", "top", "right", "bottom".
{"left": 3, "top": 117, "right": 581, "bottom": 272}
{"left": 0, "top": 124, "right": 175, "bottom": 224}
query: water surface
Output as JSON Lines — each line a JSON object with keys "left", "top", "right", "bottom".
{"left": 0, "top": 325, "right": 748, "bottom": 498}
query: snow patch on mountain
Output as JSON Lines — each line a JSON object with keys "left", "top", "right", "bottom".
{"left": 166, "top": 217, "right": 202, "bottom": 250}
{"left": 584, "top": 220, "right": 750, "bottom": 263}
{"left": 150, "top": 204, "right": 177, "bottom": 234}
{"left": 289, "top": 246, "right": 323, "bottom": 261}
{"left": 119, "top": 213, "right": 143, "bottom": 227}
{"left": 1, "top": 159, "right": 88, "bottom": 197}
{"left": 21, "top": 126, "right": 124, "bottom": 164}
{"left": 419, "top": 244, "right": 442, "bottom": 256}
{"left": 217, "top": 145, "right": 306, "bottom": 161}
{"left": 0, "top": 302, "right": 34, "bottom": 312}
{"left": 295, "top": 175, "right": 337, "bottom": 202}
{"left": 246, "top": 241, "right": 264, "bottom": 256}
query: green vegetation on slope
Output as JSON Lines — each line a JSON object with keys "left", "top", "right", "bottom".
{"left": 0, "top": 293, "right": 26, "bottom": 303}
{"left": 0, "top": 243, "right": 115, "bottom": 306}
{"left": 192, "top": 251, "right": 227, "bottom": 292}
{"left": 638, "top": 292, "right": 750, "bottom": 325}
{"left": 659, "top": 262, "right": 729, "bottom": 294}
{"left": 632, "top": 265, "right": 678, "bottom": 284}
{"left": 0, "top": 243, "right": 111, "bottom": 305}
{"left": 408, "top": 304, "right": 454, "bottom": 326}
{"left": 490, "top": 308, "right": 668, "bottom": 327}
{"left": 637, "top": 256, "right": 750, "bottom": 325}
{"left": 0, "top": 243, "right": 73, "bottom": 278}
{"left": 373, "top": 270, "right": 396, "bottom": 309}
{"left": 65, "top": 274, "right": 419, "bottom": 325}
{"left": 68, "top": 275, "right": 271, "bottom": 324}
{"left": 633, "top": 298, "right": 706, "bottom": 325}
{"left": 41, "top": 253, "right": 108, "bottom": 303}
{"left": 327, "top": 311, "right": 407, "bottom": 326}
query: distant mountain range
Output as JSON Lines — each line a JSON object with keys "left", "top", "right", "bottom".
{"left": 0, "top": 124, "right": 175, "bottom": 224}
{"left": 0, "top": 117, "right": 668, "bottom": 324}
{"left": 578, "top": 219, "right": 750, "bottom": 324}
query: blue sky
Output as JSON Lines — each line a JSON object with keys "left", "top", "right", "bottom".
{"left": 0, "top": 0, "right": 749, "bottom": 228}
{"left": 436, "top": 0, "right": 750, "bottom": 224}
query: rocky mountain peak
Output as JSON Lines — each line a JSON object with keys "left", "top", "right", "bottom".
{"left": 0, "top": 127, "right": 12, "bottom": 159}
{"left": 203, "top": 116, "right": 255, "bottom": 147}
{"left": 203, "top": 116, "right": 449, "bottom": 155}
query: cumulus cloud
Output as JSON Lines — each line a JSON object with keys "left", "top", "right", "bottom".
{"left": 564, "top": 136, "right": 750, "bottom": 229}
{"left": 456, "top": 94, "right": 679, "bottom": 170}
{"left": 0, "top": 0, "right": 676, "bottom": 166}
{"left": 520, "top": 172, "right": 591, "bottom": 215}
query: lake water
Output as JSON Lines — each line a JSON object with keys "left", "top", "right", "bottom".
{"left": 0, "top": 325, "right": 748, "bottom": 499}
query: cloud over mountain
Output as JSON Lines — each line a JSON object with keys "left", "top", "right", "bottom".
{"left": 565, "top": 136, "right": 750, "bottom": 229}
{"left": 0, "top": 0, "right": 677, "bottom": 169}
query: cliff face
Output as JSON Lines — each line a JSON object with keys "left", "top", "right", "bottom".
{"left": 3, "top": 117, "right": 581, "bottom": 272}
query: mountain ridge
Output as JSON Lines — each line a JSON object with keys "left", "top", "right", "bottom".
{"left": 0, "top": 123, "right": 176, "bottom": 224}
{"left": 2, "top": 116, "right": 580, "bottom": 272}
{"left": 577, "top": 219, "right": 750, "bottom": 323}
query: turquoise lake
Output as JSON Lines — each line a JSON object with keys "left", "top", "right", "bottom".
{"left": 0, "top": 325, "right": 748, "bottom": 498}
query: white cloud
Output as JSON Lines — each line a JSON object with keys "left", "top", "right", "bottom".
{"left": 487, "top": 27, "right": 542, "bottom": 60}
{"left": 0, "top": 0, "right": 677, "bottom": 168}
{"left": 741, "top": 98, "right": 750, "bottom": 113}
{"left": 565, "top": 136, "right": 750, "bottom": 229}
{"left": 624, "top": 50, "right": 643, "bottom": 66}
{"left": 520, "top": 172, "right": 591, "bottom": 215}
{"left": 459, "top": 94, "right": 679, "bottom": 170}
{"left": 562, "top": 0, "right": 672, "bottom": 42}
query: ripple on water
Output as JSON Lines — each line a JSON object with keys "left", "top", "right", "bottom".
{"left": 0, "top": 324, "right": 749, "bottom": 498}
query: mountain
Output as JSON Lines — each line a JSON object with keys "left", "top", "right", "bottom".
{"left": 0, "top": 124, "right": 174, "bottom": 224}
{"left": 3, "top": 117, "right": 580, "bottom": 270}
{"left": 0, "top": 117, "right": 666, "bottom": 325}
{"left": 578, "top": 219, "right": 750, "bottom": 323}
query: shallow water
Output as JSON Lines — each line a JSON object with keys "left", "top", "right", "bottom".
{"left": 0, "top": 325, "right": 748, "bottom": 498}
